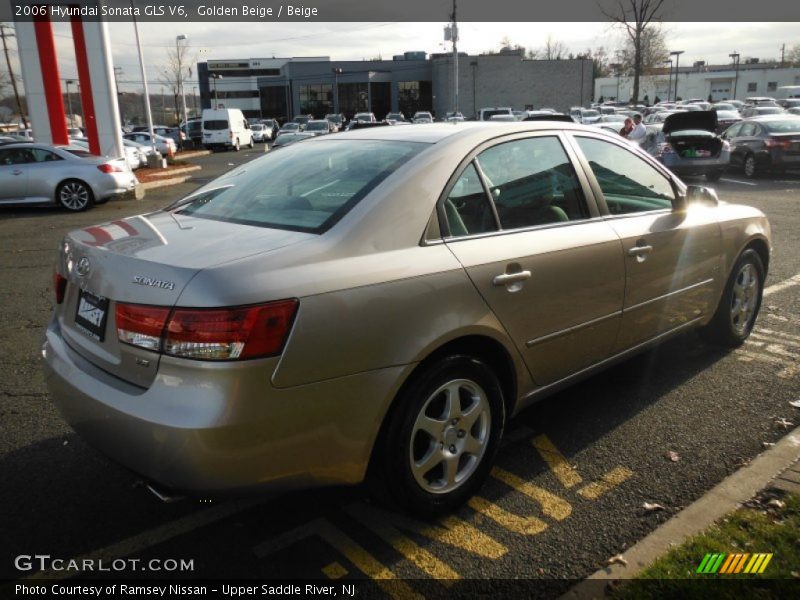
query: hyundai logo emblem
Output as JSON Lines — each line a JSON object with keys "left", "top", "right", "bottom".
{"left": 76, "top": 257, "right": 91, "bottom": 277}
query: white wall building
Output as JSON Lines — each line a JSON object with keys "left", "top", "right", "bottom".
{"left": 595, "top": 62, "right": 800, "bottom": 103}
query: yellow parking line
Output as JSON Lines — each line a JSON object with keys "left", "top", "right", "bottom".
{"left": 491, "top": 467, "right": 572, "bottom": 520}
{"left": 322, "top": 561, "right": 348, "bottom": 579}
{"left": 532, "top": 435, "right": 583, "bottom": 489}
{"left": 468, "top": 496, "right": 548, "bottom": 536}
{"left": 344, "top": 505, "right": 460, "bottom": 582}
{"left": 577, "top": 467, "right": 634, "bottom": 501}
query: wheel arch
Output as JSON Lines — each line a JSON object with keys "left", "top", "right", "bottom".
{"left": 365, "top": 333, "right": 519, "bottom": 476}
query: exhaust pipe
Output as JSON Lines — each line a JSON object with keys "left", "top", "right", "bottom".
{"left": 146, "top": 482, "right": 185, "bottom": 504}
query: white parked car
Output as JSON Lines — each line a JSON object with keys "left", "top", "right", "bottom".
{"left": 68, "top": 138, "right": 142, "bottom": 171}
{"left": 123, "top": 132, "right": 176, "bottom": 157}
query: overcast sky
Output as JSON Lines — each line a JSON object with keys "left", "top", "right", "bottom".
{"left": 7, "top": 21, "right": 800, "bottom": 94}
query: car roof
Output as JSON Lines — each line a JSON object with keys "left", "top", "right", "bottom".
{"left": 313, "top": 120, "right": 604, "bottom": 145}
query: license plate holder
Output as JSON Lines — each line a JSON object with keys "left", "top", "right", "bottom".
{"left": 74, "top": 289, "right": 109, "bottom": 342}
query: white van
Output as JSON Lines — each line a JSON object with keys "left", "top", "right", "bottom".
{"left": 202, "top": 108, "right": 253, "bottom": 151}
{"left": 775, "top": 86, "right": 800, "bottom": 100}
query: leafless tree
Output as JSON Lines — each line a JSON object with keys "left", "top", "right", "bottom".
{"left": 787, "top": 44, "right": 800, "bottom": 67}
{"left": 615, "top": 26, "right": 668, "bottom": 76}
{"left": 532, "top": 35, "right": 569, "bottom": 60}
{"left": 159, "top": 40, "right": 195, "bottom": 125}
{"left": 600, "top": 0, "right": 668, "bottom": 103}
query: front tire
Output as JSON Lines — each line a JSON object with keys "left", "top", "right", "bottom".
{"left": 701, "top": 249, "right": 765, "bottom": 347}
{"left": 57, "top": 180, "right": 93, "bottom": 212}
{"left": 248, "top": 137, "right": 254, "bottom": 149}
{"left": 371, "top": 355, "right": 505, "bottom": 517}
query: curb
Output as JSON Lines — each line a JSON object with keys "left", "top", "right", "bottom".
{"left": 561, "top": 425, "right": 800, "bottom": 599}
{"left": 144, "top": 165, "right": 201, "bottom": 179}
{"left": 176, "top": 150, "right": 211, "bottom": 160}
{"left": 139, "top": 176, "right": 194, "bottom": 191}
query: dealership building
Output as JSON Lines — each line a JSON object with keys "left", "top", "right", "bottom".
{"left": 197, "top": 51, "right": 593, "bottom": 120}
{"left": 595, "top": 60, "right": 800, "bottom": 103}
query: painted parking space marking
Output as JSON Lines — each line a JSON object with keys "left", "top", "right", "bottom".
{"left": 252, "top": 435, "right": 634, "bottom": 587}
{"left": 491, "top": 467, "right": 572, "bottom": 520}
{"left": 720, "top": 178, "right": 758, "bottom": 186}
{"left": 577, "top": 467, "right": 635, "bottom": 501}
{"left": 753, "top": 328, "right": 800, "bottom": 344}
{"left": 766, "top": 312, "right": 800, "bottom": 326}
{"left": 763, "top": 274, "right": 800, "bottom": 297}
{"left": 532, "top": 434, "right": 583, "bottom": 489}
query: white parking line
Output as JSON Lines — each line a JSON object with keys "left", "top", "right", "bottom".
{"left": 720, "top": 178, "right": 758, "bottom": 186}
{"left": 764, "top": 274, "right": 800, "bottom": 298}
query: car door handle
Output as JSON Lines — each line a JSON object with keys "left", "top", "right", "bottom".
{"left": 493, "top": 271, "right": 532, "bottom": 286}
{"left": 627, "top": 245, "right": 653, "bottom": 256}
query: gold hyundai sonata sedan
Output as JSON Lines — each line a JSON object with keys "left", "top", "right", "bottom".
{"left": 43, "top": 121, "right": 771, "bottom": 515}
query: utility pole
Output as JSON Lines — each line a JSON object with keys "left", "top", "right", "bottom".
{"left": 0, "top": 24, "right": 29, "bottom": 129}
{"left": 444, "top": 1, "right": 458, "bottom": 116}
{"left": 780, "top": 44, "right": 785, "bottom": 68}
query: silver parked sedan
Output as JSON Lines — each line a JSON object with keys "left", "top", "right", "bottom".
{"left": 43, "top": 122, "right": 771, "bottom": 515}
{"left": 0, "top": 143, "right": 137, "bottom": 211}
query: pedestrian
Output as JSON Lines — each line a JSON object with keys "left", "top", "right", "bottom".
{"left": 619, "top": 118, "right": 633, "bottom": 137}
{"left": 627, "top": 114, "right": 647, "bottom": 143}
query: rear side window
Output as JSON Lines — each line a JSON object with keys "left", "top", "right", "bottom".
{"left": 176, "top": 139, "right": 424, "bottom": 233}
{"left": 204, "top": 120, "right": 229, "bottom": 130}
{"left": 574, "top": 136, "right": 674, "bottom": 214}
{"left": 445, "top": 163, "right": 497, "bottom": 237}
{"left": 476, "top": 137, "right": 589, "bottom": 229}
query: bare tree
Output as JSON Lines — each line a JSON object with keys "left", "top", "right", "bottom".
{"left": 614, "top": 26, "right": 668, "bottom": 76}
{"left": 787, "top": 44, "right": 800, "bottom": 67}
{"left": 532, "top": 35, "right": 569, "bottom": 60}
{"left": 159, "top": 40, "right": 195, "bottom": 125}
{"left": 600, "top": 0, "right": 668, "bottom": 103}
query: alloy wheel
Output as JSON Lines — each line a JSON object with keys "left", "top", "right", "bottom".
{"left": 409, "top": 379, "right": 491, "bottom": 494}
{"left": 59, "top": 181, "right": 90, "bottom": 211}
{"left": 744, "top": 155, "right": 757, "bottom": 178}
{"left": 730, "top": 262, "right": 759, "bottom": 336}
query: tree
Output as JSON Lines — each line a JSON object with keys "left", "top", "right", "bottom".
{"left": 614, "top": 26, "right": 668, "bottom": 76}
{"left": 787, "top": 44, "right": 800, "bottom": 66}
{"left": 159, "top": 38, "right": 195, "bottom": 125}
{"left": 600, "top": 0, "right": 668, "bottom": 104}
{"left": 532, "top": 35, "right": 569, "bottom": 60}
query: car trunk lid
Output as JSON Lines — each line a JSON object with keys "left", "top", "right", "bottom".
{"left": 662, "top": 110, "right": 718, "bottom": 134}
{"left": 56, "top": 212, "right": 311, "bottom": 387}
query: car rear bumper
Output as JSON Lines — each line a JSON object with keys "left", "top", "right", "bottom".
{"left": 42, "top": 319, "right": 406, "bottom": 495}
{"left": 95, "top": 172, "right": 138, "bottom": 200}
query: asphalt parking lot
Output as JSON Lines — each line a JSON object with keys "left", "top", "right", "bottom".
{"left": 1, "top": 150, "right": 798, "bottom": 596}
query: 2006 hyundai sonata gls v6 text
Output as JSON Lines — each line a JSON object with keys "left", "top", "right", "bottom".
{"left": 43, "top": 121, "right": 771, "bottom": 515}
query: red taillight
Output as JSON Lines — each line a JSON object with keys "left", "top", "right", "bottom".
{"left": 115, "top": 300, "right": 298, "bottom": 360}
{"left": 97, "top": 163, "right": 123, "bottom": 173}
{"left": 764, "top": 138, "right": 791, "bottom": 150}
{"left": 116, "top": 303, "right": 171, "bottom": 352}
{"left": 53, "top": 271, "right": 67, "bottom": 304}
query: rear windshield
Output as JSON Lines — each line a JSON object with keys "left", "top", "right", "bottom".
{"left": 762, "top": 120, "right": 800, "bottom": 133}
{"left": 187, "top": 121, "right": 202, "bottom": 132}
{"left": 481, "top": 110, "right": 508, "bottom": 119}
{"left": 203, "top": 120, "right": 228, "bottom": 130}
{"left": 176, "top": 139, "right": 425, "bottom": 233}
{"left": 63, "top": 149, "right": 93, "bottom": 158}
{"left": 306, "top": 122, "right": 328, "bottom": 130}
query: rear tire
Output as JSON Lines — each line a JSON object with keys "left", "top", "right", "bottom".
{"left": 370, "top": 355, "right": 505, "bottom": 517}
{"left": 57, "top": 179, "right": 94, "bottom": 212}
{"left": 233, "top": 139, "right": 240, "bottom": 152}
{"left": 743, "top": 154, "right": 758, "bottom": 178}
{"left": 701, "top": 249, "right": 764, "bottom": 347}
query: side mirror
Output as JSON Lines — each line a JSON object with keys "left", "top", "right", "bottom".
{"left": 685, "top": 185, "right": 719, "bottom": 207}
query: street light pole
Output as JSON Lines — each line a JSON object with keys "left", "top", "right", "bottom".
{"left": 131, "top": 1, "right": 157, "bottom": 158}
{"left": 664, "top": 59, "right": 673, "bottom": 102}
{"left": 332, "top": 68, "right": 342, "bottom": 114}
{"left": 0, "top": 24, "right": 28, "bottom": 129}
{"left": 65, "top": 80, "right": 74, "bottom": 127}
{"left": 729, "top": 52, "right": 740, "bottom": 100}
{"left": 670, "top": 50, "right": 684, "bottom": 101}
{"left": 176, "top": 34, "right": 189, "bottom": 131}
{"left": 210, "top": 74, "right": 222, "bottom": 106}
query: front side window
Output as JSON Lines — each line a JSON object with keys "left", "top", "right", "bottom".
{"left": 476, "top": 137, "right": 589, "bottom": 229}
{"left": 29, "top": 148, "right": 62, "bottom": 162}
{"left": 574, "top": 136, "right": 675, "bottom": 214}
{"left": 176, "top": 139, "right": 424, "bottom": 233}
